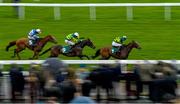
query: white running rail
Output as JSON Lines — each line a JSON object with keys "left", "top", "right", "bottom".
{"left": 0, "top": 3, "right": 178, "bottom": 20}
{"left": 0, "top": 60, "right": 179, "bottom": 64}
{"left": 1, "top": 3, "right": 180, "bottom": 7}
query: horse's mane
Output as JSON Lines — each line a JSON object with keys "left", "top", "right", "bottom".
{"left": 73, "top": 38, "right": 93, "bottom": 48}
{"left": 124, "top": 40, "right": 135, "bottom": 46}
{"left": 76, "top": 38, "right": 88, "bottom": 44}
{"left": 39, "top": 35, "right": 54, "bottom": 41}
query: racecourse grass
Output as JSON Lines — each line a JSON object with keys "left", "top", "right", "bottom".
{"left": 0, "top": 0, "right": 180, "bottom": 60}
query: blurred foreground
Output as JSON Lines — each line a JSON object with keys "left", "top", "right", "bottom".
{"left": 0, "top": 58, "right": 179, "bottom": 103}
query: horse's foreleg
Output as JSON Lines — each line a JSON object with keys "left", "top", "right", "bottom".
{"left": 35, "top": 52, "right": 39, "bottom": 59}
{"left": 31, "top": 51, "right": 39, "bottom": 59}
{"left": 91, "top": 49, "right": 100, "bottom": 59}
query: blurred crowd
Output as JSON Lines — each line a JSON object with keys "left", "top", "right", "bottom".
{"left": 0, "top": 58, "right": 179, "bottom": 103}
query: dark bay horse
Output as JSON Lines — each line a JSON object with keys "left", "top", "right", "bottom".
{"left": 91, "top": 40, "right": 141, "bottom": 60}
{"left": 39, "top": 38, "right": 96, "bottom": 59}
{"left": 6, "top": 35, "right": 57, "bottom": 59}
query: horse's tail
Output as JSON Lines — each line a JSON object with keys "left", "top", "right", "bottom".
{"left": 39, "top": 47, "right": 51, "bottom": 56}
{"left": 91, "top": 49, "right": 101, "bottom": 59}
{"left": 6, "top": 41, "right": 16, "bottom": 51}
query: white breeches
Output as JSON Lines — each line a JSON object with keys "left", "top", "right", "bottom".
{"left": 65, "top": 40, "right": 75, "bottom": 45}
{"left": 112, "top": 41, "right": 122, "bottom": 47}
{"left": 28, "top": 36, "right": 35, "bottom": 40}
{"left": 29, "top": 40, "right": 33, "bottom": 45}
{"left": 28, "top": 35, "right": 39, "bottom": 40}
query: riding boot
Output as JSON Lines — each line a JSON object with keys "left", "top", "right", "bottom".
{"left": 69, "top": 45, "right": 74, "bottom": 52}
{"left": 118, "top": 46, "right": 122, "bottom": 51}
{"left": 31, "top": 43, "right": 37, "bottom": 50}
{"left": 115, "top": 46, "right": 122, "bottom": 54}
{"left": 31, "top": 45, "right": 35, "bottom": 50}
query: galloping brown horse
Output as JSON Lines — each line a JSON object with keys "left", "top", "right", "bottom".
{"left": 91, "top": 40, "right": 141, "bottom": 60}
{"left": 39, "top": 38, "right": 96, "bottom": 59}
{"left": 6, "top": 35, "right": 57, "bottom": 59}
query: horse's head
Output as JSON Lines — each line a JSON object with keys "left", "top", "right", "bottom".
{"left": 132, "top": 40, "right": 141, "bottom": 49}
{"left": 46, "top": 35, "right": 58, "bottom": 44}
{"left": 85, "top": 38, "right": 96, "bottom": 49}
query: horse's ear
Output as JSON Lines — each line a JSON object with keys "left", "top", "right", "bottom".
{"left": 132, "top": 40, "right": 135, "bottom": 42}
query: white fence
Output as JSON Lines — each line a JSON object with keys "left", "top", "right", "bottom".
{"left": 0, "top": 3, "right": 180, "bottom": 20}
{"left": 0, "top": 60, "right": 180, "bottom": 65}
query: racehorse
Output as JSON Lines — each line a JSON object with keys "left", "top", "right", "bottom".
{"left": 6, "top": 35, "right": 57, "bottom": 59}
{"left": 39, "top": 38, "right": 96, "bottom": 59}
{"left": 91, "top": 40, "right": 141, "bottom": 60}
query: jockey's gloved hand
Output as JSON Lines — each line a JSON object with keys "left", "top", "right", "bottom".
{"left": 77, "top": 40, "right": 81, "bottom": 43}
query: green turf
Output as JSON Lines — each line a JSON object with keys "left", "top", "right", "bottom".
{"left": 1, "top": 0, "right": 180, "bottom": 60}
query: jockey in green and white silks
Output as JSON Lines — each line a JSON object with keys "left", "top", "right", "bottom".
{"left": 28, "top": 29, "right": 41, "bottom": 46}
{"left": 65, "top": 32, "right": 79, "bottom": 45}
{"left": 112, "top": 36, "right": 127, "bottom": 53}
{"left": 63, "top": 32, "right": 80, "bottom": 53}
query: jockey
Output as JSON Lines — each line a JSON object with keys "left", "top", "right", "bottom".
{"left": 112, "top": 35, "right": 127, "bottom": 53}
{"left": 63, "top": 32, "right": 80, "bottom": 53}
{"left": 65, "top": 32, "right": 80, "bottom": 46}
{"left": 28, "top": 29, "right": 41, "bottom": 46}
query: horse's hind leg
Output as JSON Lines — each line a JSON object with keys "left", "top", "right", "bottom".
{"left": 11, "top": 48, "right": 23, "bottom": 60}
{"left": 49, "top": 54, "right": 59, "bottom": 57}
{"left": 79, "top": 55, "right": 90, "bottom": 60}
{"left": 105, "top": 56, "right": 111, "bottom": 60}
{"left": 14, "top": 48, "right": 23, "bottom": 60}
{"left": 49, "top": 50, "right": 60, "bottom": 57}
{"left": 11, "top": 49, "right": 16, "bottom": 58}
